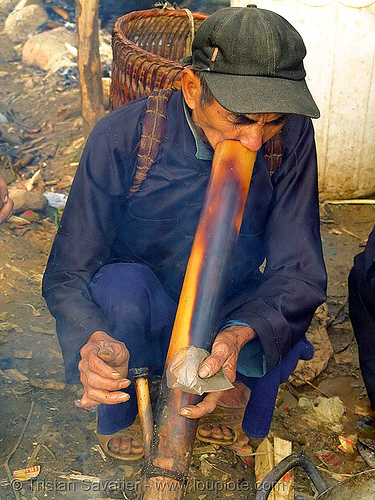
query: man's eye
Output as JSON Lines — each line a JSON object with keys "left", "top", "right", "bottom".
{"left": 232, "top": 114, "right": 288, "bottom": 127}
{"left": 232, "top": 115, "right": 255, "bottom": 126}
{"left": 269, "top": 115, "right": 287, "bottom": 126}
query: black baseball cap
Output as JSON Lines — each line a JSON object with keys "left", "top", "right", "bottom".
{"left": 181, "top": 5, "right": 320, "bottom": 118}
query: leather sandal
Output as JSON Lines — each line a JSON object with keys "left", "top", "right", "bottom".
{"left": 197, "top": 406, "right": 244, "bottom": 444}
{"left": 97, "top": 418, "right": 144, "bottom": 461}
{"left": 196, "top": 406, "right": 253, "bottom": 457}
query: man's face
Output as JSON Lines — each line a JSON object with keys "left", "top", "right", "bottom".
{"left": 181, "top": 69, "right": 287, "bottom": 152}
{"left": 192, "top": 100, "right": 286, "bottom": 152}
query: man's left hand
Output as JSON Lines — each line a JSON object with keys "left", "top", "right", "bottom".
{"left": 179, "top": 325, "right": 257, "bottom": 419}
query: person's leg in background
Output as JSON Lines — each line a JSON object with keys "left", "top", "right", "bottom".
{"left": 349, "top": 226, "right": 375, "bottom": 410}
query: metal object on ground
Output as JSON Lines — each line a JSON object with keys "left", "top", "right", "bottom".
{"left": 255, "top": 452, "right": 375, "bottom": 499}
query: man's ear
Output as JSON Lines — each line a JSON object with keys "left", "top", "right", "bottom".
{"left": 181, "top": 68, "right": 201, "bottom": 110}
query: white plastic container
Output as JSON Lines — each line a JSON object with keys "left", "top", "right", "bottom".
{"left": 232, "top": 0, "right": 375, "bottom": 199}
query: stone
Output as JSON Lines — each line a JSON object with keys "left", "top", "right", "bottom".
{"left": 13, "top": 0, "right": 43, "bottom": 9}
{"left": 0, "top": 163, "right": 15, "bottom": 184}
{"left": 0, "top": 34, "right": 17, "bottom": 62}
{"left": 5, "top": 3, "right": 49, "bottom": 42}
{"left": 22, "top": 27, "right": 77, "bottom": 72}
{"left": 8, "top": 188, "right": 48, "bottom": 214}
{"left": 0, "top": 0, "right": 18, "bottom": 14}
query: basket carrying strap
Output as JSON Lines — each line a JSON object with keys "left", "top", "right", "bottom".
{"left": 128, "top": 88, "right": 283, "bottom": 198}
{"left": 264, "top": 132, "right": 283, "bottom": 175}
{"left": 128, "top": 87, "right": 175, "bottom": 198}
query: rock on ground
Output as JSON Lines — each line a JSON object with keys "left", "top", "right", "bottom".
{"left": 0, "top": 34, "right": 17, "bottom": 62}
{"left": 0, "top": 0, "right": 18, "bottom": 15}
{"left": 9, "top": 188, "right": 48, "bottom": 213}
{"left": 5, "top": 2, "right": 49, "bottom": 42}
{"left": 22, "top": 26, "right": 77, "bottom": 72}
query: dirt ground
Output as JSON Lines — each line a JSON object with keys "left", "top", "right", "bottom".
{"left": 1, "top": 26, "right": 375, "bottom": 500}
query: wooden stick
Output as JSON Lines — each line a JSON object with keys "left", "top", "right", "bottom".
{"left": 323, "top": 199, "right": 375, "bottom": 205}
{"left": 3, "top": 401, "right": 34, "bottom": 500}
{"left": 274, "top": 438, "right": 294, "bottom": 500}
{"left": 76, "top": 0, "right": 104, "bottom": 138}
{"left": 305, "top": 380, "right": 331, "bottom": 398}
{"left": 139, "top": 140, "right": 256, "bottom": 499}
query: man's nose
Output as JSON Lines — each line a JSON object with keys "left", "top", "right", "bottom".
{"left": 238, "top": 127, "right": 263, "bottom": 152}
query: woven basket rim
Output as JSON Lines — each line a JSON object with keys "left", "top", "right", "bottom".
{"left": 112, "top": 8, "right": 209, "bottom": 65}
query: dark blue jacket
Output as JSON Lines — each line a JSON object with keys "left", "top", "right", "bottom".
{"left": 42, "top": 90, "right": 327, "bottom": 383}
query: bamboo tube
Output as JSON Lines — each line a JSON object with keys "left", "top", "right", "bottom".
{"left": 138, "top": 140, "right": 256, "bottom": 499}
{"left": 130, "top": 367, "right": 153, "bottom": 460}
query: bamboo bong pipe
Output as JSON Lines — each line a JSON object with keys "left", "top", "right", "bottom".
{"left": 138, "top": 140, "right": 257, "bottom": 499}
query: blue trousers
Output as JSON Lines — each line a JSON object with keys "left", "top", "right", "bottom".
{"left": 89, "top": 263, "right": 313, "bottom": 438}
{"left": 349, "top": 225, "right": 375, "bottom": 410}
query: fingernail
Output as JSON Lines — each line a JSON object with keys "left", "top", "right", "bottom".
{"left": 199, "top": 365, "right": 210, "bottom": 378}
{"left": 119, "top": 379, "right": 130, "bottom": 389}
{"left": 179, "top": 408, "right": 192, "bottom": 417}
{"left": 4, "top": 195, "right": 8, "bottom": 204}
{"left": 111, "top": 371, "right": 121, "bottom": 377}
{"left": 99, "top": 349, "right": 112, "bottom": 359}
{"left": 118, "top": 393, "right": 130, "bottom": 401}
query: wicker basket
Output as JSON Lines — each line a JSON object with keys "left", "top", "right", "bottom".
{"left": 110, "top": 8, "right": 208, "bottom": 109}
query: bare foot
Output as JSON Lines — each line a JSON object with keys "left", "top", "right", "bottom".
{"left": 108, "top": 434, "right": 143, "bottom": 456}
{"left": 198, "top": 423, "right": 234, "bottom": 442}
{"left": 217, "top": 381, "right": 250, "bottom": 408}
{"left": 198, "top": 423, "right": 249, "bottom": 446}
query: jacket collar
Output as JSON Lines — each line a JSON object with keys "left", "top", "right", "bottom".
{"left": 182, "top": 98, "right": 214, "bottom": 161}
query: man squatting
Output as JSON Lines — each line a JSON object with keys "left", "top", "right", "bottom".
{"left": 43, "top": 6, "right": 327, "bottom": 459}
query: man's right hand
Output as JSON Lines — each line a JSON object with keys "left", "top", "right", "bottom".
{"left": 79, "top": 331, "right": 131, "bottom": 407}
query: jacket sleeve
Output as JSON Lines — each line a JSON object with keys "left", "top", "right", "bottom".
{"left": 42, "top": 106, "right": 142, "bottom": 383}
{"left": 228, "top": 117, "right": 327, "bottom": 373}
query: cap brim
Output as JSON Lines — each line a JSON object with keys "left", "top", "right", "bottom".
{"left": 203, "top": 73, "right": 320, "bottom": 118}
